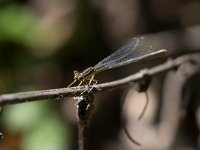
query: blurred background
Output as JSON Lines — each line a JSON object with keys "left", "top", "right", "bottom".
{"left": 0, "top": 0, "right": 200, "bottom": 150}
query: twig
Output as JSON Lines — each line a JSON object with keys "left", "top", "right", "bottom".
{"left": 138, "top": 91, "right": 149, "bottom": 120}
{"left": 78, "top": 125, "right": 85, "bottom": 150}
{"left": 0, "top": 52, "right": 200, "bottom": 105}
{"left": 122, "top": 121, "right": 141, "bottom": 146}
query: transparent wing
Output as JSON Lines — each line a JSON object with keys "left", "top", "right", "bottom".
{"left": 94, "top": 37, "right": 140, "bottom": 69}
{"left": 94, "top": 37, "right": 166, "bottom": 72}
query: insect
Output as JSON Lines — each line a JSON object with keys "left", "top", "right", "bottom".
{"left": 68, "top": 37, "right": 167, "bottom": 88}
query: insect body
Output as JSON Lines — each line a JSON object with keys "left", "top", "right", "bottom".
{"left": 70, "top": 37, "right": 167, "bottom": 147}
{"left": 68, "top": 37, "right": 167, "bottom": 88}
{"left": 68, "top": 67, "right": 97, "bottom": 87}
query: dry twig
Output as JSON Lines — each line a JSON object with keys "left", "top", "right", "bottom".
{"left": 0, "top": 52, "right": 200, "bottom": 106}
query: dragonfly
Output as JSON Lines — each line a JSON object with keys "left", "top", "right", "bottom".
{"left": 68, "top": 37, "right": 167, "bottom": 88}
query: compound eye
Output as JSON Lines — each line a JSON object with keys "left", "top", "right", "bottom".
{"left": 74, "top": 70, "right": 79, "bottom": 75}
{"left": 74, "top": 70, "right": 80, "bottom": 79}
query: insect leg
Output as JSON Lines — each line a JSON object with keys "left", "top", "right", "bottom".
{"left": 71, "top": 81, "right": 84, "bottom": 94}
{"left": 88, "top": 85, "right": 95, "bottom": 93}
{"left": 88, "top": 79, "right": 97, "bottom": 93}
{"left": 67, "top": 79, "right": 77, "bottom": 88}
{"left": 88, "top": 75, "right": 95, "bottom": 85}
{"left": 80, "top": 80, "right": 91, "bottom": 95}
{"left": 78, "top": 81, "right": 83, "bottom": 86}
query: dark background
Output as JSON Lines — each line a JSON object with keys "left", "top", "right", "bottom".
{"left": 0, "top": 0, "right": 200, "bottom": 150}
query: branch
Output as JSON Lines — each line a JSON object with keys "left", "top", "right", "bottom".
{"left": 0, "top": 52, "right": 200, "bottom": 105}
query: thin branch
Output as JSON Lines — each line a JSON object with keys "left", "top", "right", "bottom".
{"left": 0, "top": 52, "right": 200, "bottom": 105}
{"left": 138, "top": 91, "right": 149, "bottom": 120}
{"left": 78, "top": 125, "right": 85, "bottom": 150}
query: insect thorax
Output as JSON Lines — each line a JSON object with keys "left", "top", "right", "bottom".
{"left": 75, "top": 67, "right": 96, "bottom": 81}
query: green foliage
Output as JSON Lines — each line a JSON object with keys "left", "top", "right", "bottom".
{"left": 0, "top": 5, "right": 38, "bottom": 44}
{"left": 2, "top": 101, "right": 69, "bottom": 150}
{"left": 23, "top": 116, "right": 69, "bottom": 150}
{"left": 2, "top": 101, "right": 49, "bottom": 130}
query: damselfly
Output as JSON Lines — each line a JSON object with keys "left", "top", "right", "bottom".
{"left": 68, "top": 37, "right": 167, "bottom": 87}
